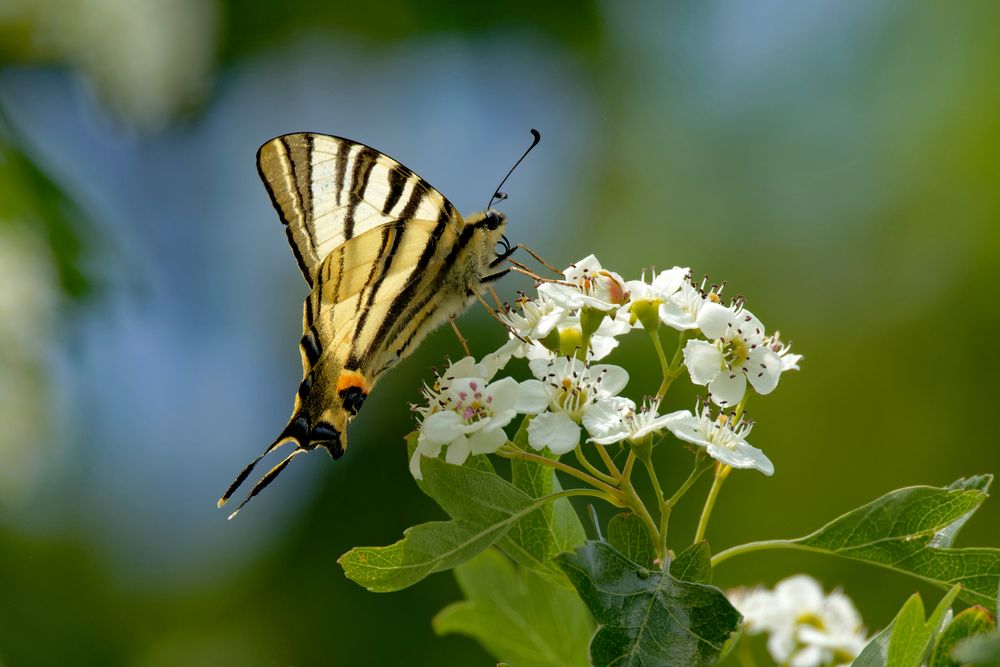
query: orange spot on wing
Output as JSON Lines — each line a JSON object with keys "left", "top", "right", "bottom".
{"left": 336, "top": 370, "right": 370, "bottom": 394}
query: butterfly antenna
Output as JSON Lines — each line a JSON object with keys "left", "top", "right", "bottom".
{"left": 227, "top": 447, "right": 307, "bottom": 520}
{"left": 487, "top": 129, "right": 541, "bottom": 210}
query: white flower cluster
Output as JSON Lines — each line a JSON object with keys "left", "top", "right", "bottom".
{"left": 728, "top": 575, "right": 868, "bottom": 667}
{"left": 410, "top": 255, "right": 801, "bottom": 478}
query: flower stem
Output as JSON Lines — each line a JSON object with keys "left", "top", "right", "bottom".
{"left": 666, "top": 451, "right": 709, "bottom": 510}
{"left": 653, "top": 329, "right": 690, "bottom": 399}
{"left": 616, "top": 449, "right": 663, "bottom": 560}
{"left": 657, "top": 451, "right": 710, "bottom": 553}
{"left": 694, "top": 463, "right": 731, "bottom": 543}
{"left": 496, "top": 445, "right": 625, "bottom": 502}
{"left": 649, "top": 330, "right": 672, "bottom": 398}
{"left": 710, "top": 539, "right": 806, "bottom": 568}
{"left": 593, "top": 443, "right": 622, "bottom": 478}
{"left": 574, "top": 447, "right": 618, "bottom": 485}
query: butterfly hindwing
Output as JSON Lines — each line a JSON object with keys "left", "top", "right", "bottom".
{"left": 256, "top": 133, "right": 460, "bottom": 287}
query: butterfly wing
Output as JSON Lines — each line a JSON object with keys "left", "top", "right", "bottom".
{"left": 256, "top": 133, "right": 462, "bottom": 287}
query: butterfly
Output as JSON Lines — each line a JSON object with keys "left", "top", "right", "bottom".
{"left": 218, "top": 131, "right": 537, "bottom": 518}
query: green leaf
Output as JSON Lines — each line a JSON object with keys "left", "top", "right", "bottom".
{"left": 884, "top": 586, "right": 961, "bottom": 667}
{"left": 433, "top": 548, "right": 593, "bottom": 667}
{"left": 671, "top": 542, "right": 712, "bottom": 584}
{"left": 607, "top": 512, "right": 655, "bottom": 567}
{"left": 929, "top": 606, "right": 996, "bottom": 667}
{"left": 853, "top": 621, "right": 895, "bottom": 666}
{"left": 785, "top": 476, "right": 1000, "bottom": 611}
{"left": 339, "top": 454, "right": 537, "bottom": 592}
{"left": 500, "top": 417, "right": 586, "bottom": 586}
{"left": 557, "top": 540, "right": 741, "bottom": 667}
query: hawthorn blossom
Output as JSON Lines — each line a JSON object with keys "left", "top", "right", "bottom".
{"left": 660, "top": 276, "right": 713, "bottom": 330}
{"left": 516, "top": 357, "right": 630, "bottom": 454}
{"left": 682, "top": 301, "right": 783, "bottom": 406}
{"left": 665, "top": 404, "right": 773, "bottom": 475}
{"left": 410, "top": 374, "right": 520, "bottom": 479}
{"left": 587, "top": 397, "right": 679, "bottom": 446}
{"left": 623, "top": 266, "right": 689, "bottom": 329}
{"left": 498, "top": 293, "right": 629, "bottom": 361}
{"left": 537, "top": 254, "right": 627, "bottom": 312}
{"left": 728, "top": 575, "right": 868, "bottom": 667}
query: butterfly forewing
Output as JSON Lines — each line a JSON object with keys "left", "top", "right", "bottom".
{"left": 256, "top": 133, "right": 460, "bottom": 286}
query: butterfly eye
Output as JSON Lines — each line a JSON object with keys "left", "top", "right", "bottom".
{"left": 484, "top": 211, "right": 505, "bottom": 231}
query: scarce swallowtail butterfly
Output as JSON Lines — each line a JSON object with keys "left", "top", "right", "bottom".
{"left": 219, "top": 131, "right": 539, "bottom": 518}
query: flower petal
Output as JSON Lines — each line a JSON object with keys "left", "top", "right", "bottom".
{"left": 515, "top": 379, "right": 549, "bottom": 414}
{"left": 746, "top": 347, "right": 782, "bottom": 395}
{"left": 421, "top": 411, "right": 465, "bottom": 445}
{"left": 651, "top": 267, "right": 688, "bottom": 296}
{"left": 485, "top": 376, "right": 520, "bottom": 411}
{"left": 582, "top": 396, "right": 634, "bottom": 440}
{"left": 469, "top": 426, "right": 508, "bottom": 455}
{"left": 659, "top": 300, "right": 699, "bottom": 330}
{"left": 683, "top": 340, "right": 723, "bottom": 385}
{"left": 591, "top": 364, "right": 629, "bottom": 396}
{"left": 708, "top": 371, "right": 747, "bottom": 407}
{"left": 707, "top": 439, "right": 774, "bottom": 475}
{"left": 444, "top": 435, "right": 471, "bottom": 465}
{"left": 588, "top": 334, "right": 619, "bottom": 361}
{"left": 696, "top": 301, "right": 735, "bottom": 339}
{"left": 527, "top": 411, "right": 581, "bottom": 454}
{"left": 665, "top": 412, "right": 710, "bottom": 449}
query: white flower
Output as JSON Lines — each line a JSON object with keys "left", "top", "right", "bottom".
{"left": 499, "top": 292, "right": 569, "bottom": 341}
{"left": 770, "top": 330, "right": 804, "bottom": 372}
{"left": 516, "top": 357, "right": 630, "bottom": 454}
{"left": 410, "top": 375, "right": 520, "bottom": 479}
{"left": 623, "top": 267, "right": 690, "bottom": 330}
{"left": 728, "top": 575, "right": 868, "bottom": 667}
{"left": 587, "top": 397, "right": 679, "bottom": 445}
{"left": 497, "top": 295, "right": 630, "bottom": 362}
{"left": 682, "top": 301, "right": 783, "bottom": 407}
{"left": 665, "top": 404, "right": 773, "bottom": 475}
{"left": 660, "top": 276, "right": 712, "bottom": 330}
{"left": 537, "top": 255, "right": 627, "bottom": 312}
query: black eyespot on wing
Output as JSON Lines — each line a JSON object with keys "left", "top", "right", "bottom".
{"left": 298, "top": 374, "right": 313, "bottom": 397}
{"left": 301, "top": 329, "right": 321, "bottom": 365}
{"left": 338, "top": 385, "right": 367, "bottom": 416}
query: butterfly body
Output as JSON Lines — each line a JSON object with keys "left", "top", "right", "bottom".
{"left": 219, "top": 133, "right": 510, "bottom": 515}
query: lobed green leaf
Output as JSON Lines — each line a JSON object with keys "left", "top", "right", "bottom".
{"left": 557, "top": 540, "right": 741, "bottom": 667}
{"left": 607, "top": 512, "right": 655, "bottom": 567}
{"left": 671, "top": 541, "right": 712, "bottom": 584}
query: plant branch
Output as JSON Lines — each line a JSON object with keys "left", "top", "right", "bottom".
{"left": 496, "top": 445, "right": 625, "bottom": 502}
{"left": 694, "top": 463, "right": 730, "bottom": 543}
{"left": 574, "top": 446, "right": 618, "bottom": 484}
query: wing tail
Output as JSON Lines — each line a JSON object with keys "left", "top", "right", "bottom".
{"left": 225, "top": 448, "right": 308, "bottom": 520}
{"left": 217, "top": 415, "right": 308, "bottom": 508}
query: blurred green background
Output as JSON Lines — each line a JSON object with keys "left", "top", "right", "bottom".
{"left": 1, "top": 1, "right": 999, "bottom": 664}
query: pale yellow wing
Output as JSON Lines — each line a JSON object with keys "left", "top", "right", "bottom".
{"left": 256, "top": 133, "right": 462, "bottom": 286}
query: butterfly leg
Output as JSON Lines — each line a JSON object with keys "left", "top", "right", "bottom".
{"left": 448, "top": 314, "right": 472, "bottom": 356}
{"left": 515, "top": 242, "right": 562, "bottom": 275}
{"left": 508, "top": 260, "right": 575, "bottom": 286}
